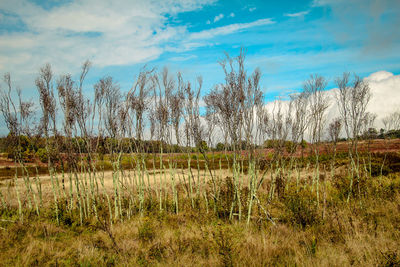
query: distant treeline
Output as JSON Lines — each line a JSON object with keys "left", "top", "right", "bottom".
{"left": 2, "top": 128, "right": 399, "bottom": 163}
{"left": 0, "top": 135, "right": 258, "bottom": 160}
{"left": 0, "top": 135, "right": 186, "bottom": 161}
{"left": 362, "top": 128, "right": 400, "bottom": 140}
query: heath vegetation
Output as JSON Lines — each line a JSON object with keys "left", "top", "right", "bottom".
{"left": 0, "top": 49, "right": 399, "bottom": 266}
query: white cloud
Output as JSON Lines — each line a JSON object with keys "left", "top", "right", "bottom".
{"left": 324, "top": 71, "right": 400, "bottom": 134}
{"left": 213, "top": 13, "right": 224, "bottom": 22}
{"left": 209, "top": 12, "right": 234, "bottom": 25}
{"left": 169, "top": 54, "right": 198, "bottom": 61}
{"left": 316, "top": 70, "right": 400, "bottom": 133}
{"left": 267, "top": 71, "right": 400, "bottom": 138}
{"left": 0, "top": 0, "right": 216, "bottom": 84}
{"left": 190, "top": 18, "right": 275, "bottom": 40}
{"left": 284, "top": 10, "right": 309, "bottom": 17}
{"left": 364, "top": 71, "right": 400, "bottom": 126}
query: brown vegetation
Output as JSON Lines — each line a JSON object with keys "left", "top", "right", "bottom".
{"left": 1, "top": 173, "right": 400, "bottom": 266}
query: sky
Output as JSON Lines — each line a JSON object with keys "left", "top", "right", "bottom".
{"left": 0, "top": 0, "right": 400, "bottom": 133}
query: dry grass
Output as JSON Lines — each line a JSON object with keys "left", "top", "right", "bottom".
{"left": 1, "top": 170, "right": 400, "bottom": 266}
{"left": 1, "top": 199, "right": 399, "bottom": 266}
{"left": 0, "top": 168, "right": 234, "bottom": 207}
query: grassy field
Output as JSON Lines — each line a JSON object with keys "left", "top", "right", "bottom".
{"left": 1, "top": 138, "right": 399, "bottom": 180}
{"left": 0, "top": 189, "right": 399, "bottom": 266}
{"left": 1, "top": 149, "right": 400, "bottom": 266}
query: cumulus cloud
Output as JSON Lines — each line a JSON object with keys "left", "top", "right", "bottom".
{"left": 263, "top": 71, "right": 400, "bottom": 139}
{"left": 323, "top": 71, "right": 400, "bottom": 135}
{"left": 364, "top": 71, "right": 400, "bottom": 126}
{"left": 323, "top": 71, "right": 400, "bottom": 130}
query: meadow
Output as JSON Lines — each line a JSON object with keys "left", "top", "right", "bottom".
{"left": 1, "top": 141, "right": 399, "bottom": 266}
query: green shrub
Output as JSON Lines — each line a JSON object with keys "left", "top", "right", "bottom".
{"left": 215, "top": 142, "right": 225, "bottom": 151}
{"left": 282, "top": 189, "right": 320, "bottom": 229}
{"left": 22, "top": 148, "right": 35, "bottom": 162}
{"left": 36, "top": 148, "right": 48, "bottom": 163}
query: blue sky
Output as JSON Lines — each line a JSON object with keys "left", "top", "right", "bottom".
{"left": 0, "top": 0, "right": 399, "bottom": 107}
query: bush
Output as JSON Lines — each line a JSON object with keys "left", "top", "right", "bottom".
{"left": 282, "top": 189, "right": 320, "bottom": 229}
{"left": 215, "top": 142, "right": 225, "bottom": 151}
{"left": 22, "top": 148, "right": 35, "bottom": 162}
{"left": 285, "top": 141, "right": 296, "bottom": 153}
{"left": 300, "top": 140, "right": 308, "bottom": 149}
{"left": 36, "top": 148, "right": 48, "bottom": 163}
{"left": 332, "top": 173, "right": 368, "bottom": 200}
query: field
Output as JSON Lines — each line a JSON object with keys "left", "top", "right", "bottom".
{"left": 1, "top": 138, "right": 399, "bottom": 180}
{"left": 1, "top": 139, "right": 400, "bottom": 266}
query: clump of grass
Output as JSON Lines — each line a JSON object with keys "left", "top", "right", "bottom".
{"left": 138, "top": 217, "right": 156, "bottom": 242}
{"left": 213, "top": 225, "right": 236, "bottom": 267}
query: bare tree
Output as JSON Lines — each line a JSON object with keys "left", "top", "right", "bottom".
{"left": 0, "top": 73, "right": 39, "bottom": 219}
{"left": 382, "top": 110, "right": 400, "bottom": 133}
{"left": 0, "top": 74, "right": 19, "bottom": 136}
{"left": 290, "top": 91, "right": 309, "bottom": 157}
{"left": 96, "top": 75, "right": 127, "bottom": 221}
{"left": 36, "top": 63, "right": 60, "bottom": 223}
{"left": 182, "top": 75, "right": 202, "bottom": 209}
{"left": 335, "top": 72, "right": 371, "bottom": 201}
{"left": 57, "top": 74, "right": 78, "bottom": 209}
{"left": 328, "top": 117, "right": 342, "bottom": 175}
{"left": 152, "top": 67, "right": 174, "bottom": 212}
{"left": 303, "top": 74, "right": 330, "bottom": 206}
{"left": 204, "top": 48, "right": 270, "bottom": 222}
{"left": 205, "top": 50, "right": 246, "bottom": 220}
{"left": 126, "top": 67, "right": 154, "bottom": 214}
